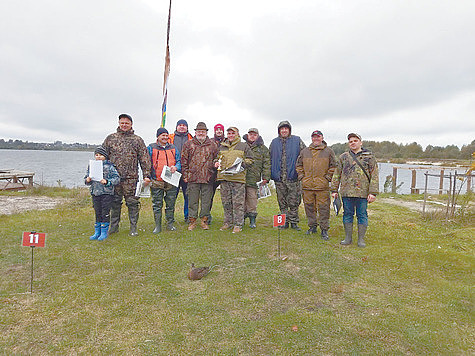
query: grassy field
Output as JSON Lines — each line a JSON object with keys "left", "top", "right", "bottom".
{"left": 0, "top": 188, "right": 473, "bottom": 355}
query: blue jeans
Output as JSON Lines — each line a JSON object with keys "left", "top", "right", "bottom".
{"left": 342, "top": 197, "right": 368, "bottom": 226}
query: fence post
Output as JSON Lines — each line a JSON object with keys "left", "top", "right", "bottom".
{"left": 392, "top": 167, "right": 398, "bottom": 193}
{"left": 439, "top": 169, "right": 444, "bottom": 194}
{"left": 423, "top": 171, "right": 428, "bottom": 214}
{"left": 467, "top": 173, "right": 472, "bottom": 193}
{"left": 410, "top": 169, "right": 418, "bottom": 194}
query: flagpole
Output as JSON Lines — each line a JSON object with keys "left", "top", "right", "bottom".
{"left": 161, "top": 0, "right": 172, "bottom": 128}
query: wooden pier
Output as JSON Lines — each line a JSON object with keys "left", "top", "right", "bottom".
{"left": 0, "top": 169, "right": 35, "bottom": 190}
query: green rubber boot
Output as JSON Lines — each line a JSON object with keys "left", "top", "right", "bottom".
{"left": 340, "top": 223, "right": 353, "bottom": 245}
{"left": 357, "top": 224, "right": 367, "bottom": 248}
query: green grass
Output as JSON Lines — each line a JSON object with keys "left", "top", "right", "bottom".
{"left": 1, "top": 189, "right": 473, "bottom": 354}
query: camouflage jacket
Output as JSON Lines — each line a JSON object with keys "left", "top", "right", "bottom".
{"left": 330, "top": 149, "right": 379, "bottom": 198}
{"left": 84, "top": 160, "right": 120, "bottom": 196}
{"left": 243, "top": 134, "right": 271, "bottom": 188}
{"left": 296, "top": 141, "right": 337, "bottom": 191}
{"left": 217, "top": 136, "right": 254, "bottom": 184}
{"left": 181, "top": 136, "right": 218, "bottom": 184}
{"left": 102, "top": 128, "right": 151, "bottom": 181}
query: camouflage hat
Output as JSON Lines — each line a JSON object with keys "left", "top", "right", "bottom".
{"left": 227, "top": 127, "right": 239, "bottom": 134}
{"left": 195, "top": 122, "right": 208, "bottom": 131}
{"left": 347, "top": 133, "right": 362, "bottom": 140}
{"left": 248, "top": 128, "right": 259, "bottom": 134}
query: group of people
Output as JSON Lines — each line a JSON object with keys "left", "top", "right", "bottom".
{"left": 86, "top": 114, "right": 379, "bottom": 247}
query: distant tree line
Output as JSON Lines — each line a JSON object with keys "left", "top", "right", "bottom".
{"left": 330, "top": 140, "right": 475, "bottom": 160}
{"left": 0, "top": 139, "right": 96, "bottom": 151}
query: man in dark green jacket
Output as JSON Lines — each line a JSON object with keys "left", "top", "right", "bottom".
{"left": 243, "top": 128, "right": 270, "bottom": 228}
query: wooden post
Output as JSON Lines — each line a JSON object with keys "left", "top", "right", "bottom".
{"left": 410, "top": 169, "right": 417, "bottom": 194}
{"left": 392, "top": 167, "right": 398, "bottom": 193}
{"left": 467, "top": 173, "right": 472, "bottom": 193}
{"left": 423, "top": 172, "right": 428, "bottom": 214}
{"left": 446, "top": 172, "right": 452, "bottom": 222}
{"left": 439, "top": 169, "right": 444, "bottom": 194}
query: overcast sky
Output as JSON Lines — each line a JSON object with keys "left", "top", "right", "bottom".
{"left": 1, "top": 0, "right": 474, "bottom": 148}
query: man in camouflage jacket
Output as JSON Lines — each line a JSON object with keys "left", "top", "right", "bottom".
{"left": 102, "top": 114, "right": 151, "bottom": 236}
{"left": 331, "top": 133, "right": 379, "bottom": 247}
{"left": 215, "top": 127, "right": 254, "bottom": 233}
{"left": 296, "top": 130, "right": 337, "bottom": 239}
{"left": 242, "top": 128, "right": 270, "bottom": 228}
{"left": 181, "top": 122, "right": 218, "bottom": 230}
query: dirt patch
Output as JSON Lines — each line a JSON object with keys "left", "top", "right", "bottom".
{"left": 0, "top": 196, "right": 69, "bottom": 215}
{"left": 379, "top": 198, "right": 447, "bottom": 212}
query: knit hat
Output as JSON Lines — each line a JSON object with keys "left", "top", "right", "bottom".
{"left": 214, "top": 123, "right": 224, "bottom": 132}
{"left": 227, "top": 127, "right": 239, "bottom": 134}
{"left": 118, "top": 113, "right": 133, "bottom": 123}
{"left": 94, "top": 146, "right": 108, "bottom": 160}
{"left": 347, "top": 133, "right": 362, "bottom": 140}
{"left": 176, "top": 119, "right": 188, "bottom": 128}
{"left": 195, "top": 122, "right": 208, "bottom": 131}
{"left": 156, "top": 127, "right": 169, "bottom": 137}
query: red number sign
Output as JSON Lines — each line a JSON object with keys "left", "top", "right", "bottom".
{"left": 273, "top": 214, "right": 286, "bottom": 227}
{"left": 22, "top": 232, "right": 46, "bottom": 247}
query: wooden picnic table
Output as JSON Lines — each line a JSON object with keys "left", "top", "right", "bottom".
{"left": 0, "top": 169, "right": 35, "bottom": 190}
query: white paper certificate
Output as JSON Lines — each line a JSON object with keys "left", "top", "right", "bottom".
{"left": 89, "top": 160, "right": 103, "bottom": 182}
{"left": 161, "top": 166, "right": 182, "bottom": 187}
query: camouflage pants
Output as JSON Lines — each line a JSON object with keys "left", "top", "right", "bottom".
{"left": 111, "top": 179, "right": 140, "bottom": 225}
{"left": 275, "top": 180, "right": 301, "bottom": 224}
{"left": 187, "top": 183, "right": 213, "bottom": 219}
{"left": 303, "top": 189, "right": 330, "bottom": 230}
{"left": 220, "top": 181, "right": 245, "bottom": 227}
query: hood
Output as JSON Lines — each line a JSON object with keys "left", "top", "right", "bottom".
{"left": 117, "top": 127, "right": 134, "bottom": 135}
{"left": 309, "top": 140, "right": 327, "bottom": 150}
{"left": 277, "top": 121, "right": 292, "bottom": 136}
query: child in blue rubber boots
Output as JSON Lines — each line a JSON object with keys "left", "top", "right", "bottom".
{"left": 85, "top": 146, "right": 120, "bottom": 241}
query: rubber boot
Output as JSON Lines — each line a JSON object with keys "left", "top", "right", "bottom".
{"left": 167, "top": 221, "right": 177, "bottom": 231}
{"left": 128, "top": 205, "right": 139, "bottom": 236}
{"left": 305, "top": 226, "right": 317, "bottom": 235}
{"left": 89, "top": 222, "right": 101, "bottom": 240}
{"left": 357, "top": 224, "right": 367, "bottom": 248}
{"left": 188, "top": 218, "right": 197, "bottom": 231}
{"left": 290, "top": 223, "right": 301, "bottom": 231}
{"left": 97, "top": 222, "right": 110, "bottom": 241}
{"left": 321, "top": 229, "right": 329, "bottom": 241}
{"left": 341, "top": 223, "right": 353, "bottom": 245}
{"left": 249, "top": 213, "right": 257, "bottom": 229}
{"left": 109, "top": 205, "right": 121, "bottom": 234}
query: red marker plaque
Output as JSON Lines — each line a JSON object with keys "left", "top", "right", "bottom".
{"left": 22, "top": 232, "right": 46, "bottom": 248}
{"left": 273, "top": 214, "right": 286, "bottom": 227}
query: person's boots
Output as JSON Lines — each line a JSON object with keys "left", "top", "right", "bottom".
{"left": 341, "top": 223, "right": 353, "bottom": 245}
{"left": 200, "top": 216, "right": 209, "bottom": 230}
{"left": 290, "top": 223, "right": 301, "bottom": 231}
{"left": 188, "top": 218, "right": 197, "bottom": 231}
{"left": 278, "top": 222, "right": 290, "bottom": 230}
{"left": 97, "top": 222, "right": 110, "bottom": 241}
{"left": 249, "top": 213, "right": 257, "bottom": 229}
{"left": 167, "top": 221, "right": 177, "bottom": 231}
{"left": 89, "top": 222, "right": 101, "bottom": 240}
{"left": 108, "top": 205, "right": 121, "bottom": 234}
{"left": 305, "top": 226, "right": 317, "bottom": 235}
{"left": 321, "top": 229, "right": 329, "bottom": 241}
{"left": 357, "top": 224, "right": 367, "bottom": 248}
{"left": 128, "top": 205, "right": 139, "bottom": 236}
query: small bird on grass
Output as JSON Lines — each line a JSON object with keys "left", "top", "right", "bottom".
{"left": 187, "top": 263, "right": 211, "bottom": 281}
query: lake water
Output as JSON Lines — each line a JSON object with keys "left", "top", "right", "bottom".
{"left": 0, "top": 149, "right": 471, "bottom": 194}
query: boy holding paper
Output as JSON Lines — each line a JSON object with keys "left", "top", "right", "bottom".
{"left": 85, "top": 146, "right": 120, "bottom": 241}
{"left": 147, "top": 128, "right": 181, "bottom": 234}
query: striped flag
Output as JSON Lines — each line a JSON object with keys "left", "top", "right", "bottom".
{"left": 161, "top": 0, "right": 172, "bottom": 128}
